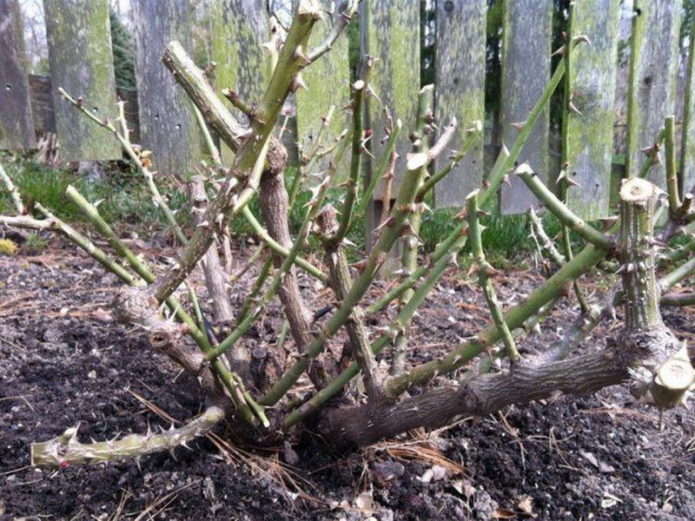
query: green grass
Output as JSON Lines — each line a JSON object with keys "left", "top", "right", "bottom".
{"left": 0, "top": 160, "right": 193, "bottom": 232}
{"left": 1, "top": 160, "right": 587, "bottom": 262}
{"left": 420, "top": 206, "right": 567, "bottom": 263}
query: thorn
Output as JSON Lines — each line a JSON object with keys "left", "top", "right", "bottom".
{"left": 599, "top": 216, "right": 618, "bottom": 231}
{"left": 572, "top": 34, "right": 591, "bottom": 46}
{"left": 565, "top": 176, "right": 581, "bottom": 188}
{"left": 290, "top": 74, "right": 308, "bottom": 93}
{"left": 510, "top": 121, "right": 526, "bottom": 131}
{"left": 568, "top": 101, "right": 583, "bottom": 116}
{"left": 293, "top": 45, "right": 310, "bottom": 66}
{"left": 373, "top": 216, "right": 396, "bottom": 233}
{"left": 551, "top": 45, "right": 566, "bottom": 57}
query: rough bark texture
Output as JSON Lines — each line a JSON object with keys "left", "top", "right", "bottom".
{"left": 499, "top": 0, "right": 552, "bottom": 214}
{"left": 626, "top": 0, "right": 682, "bottom": 185}
{"left": 321, "top": 177, "right": 689, "bottom": 448}
{"left": 565, "top": 0, "right": 620, "bottom": 220}
{"left": 187, "top": 176, "right": 235, "bottom": 323}
{"left": 258, "top": 171, "right": 314, "bottom": 356}
{"left": 114, "top": 286, "right": 222, "bottom": 400}
{"left": 317, "top": 205, "right": 383, "bottom": 400}
{"left": 132, "top": 0, "right": 203, "bottom": 174}
{"left": 433, "top": 0, "right": 486, "bottom": 208}
{"left": 322, "top": 350, "right": 630, "bottom": 448}
{"left": 0, "top": 0, "right": 36, "bottom": 149}
{"left": 43, "top": 0, "right": 120, "bottom": 161}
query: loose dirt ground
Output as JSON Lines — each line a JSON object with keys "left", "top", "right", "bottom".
{"left": 1, "top": 238, "right": 694, "bottom": 520}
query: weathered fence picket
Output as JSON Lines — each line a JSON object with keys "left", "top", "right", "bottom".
{"left": 433, "top": 0, "right": 486, "bottom": 209}
{"left": 208, "top": 0, "right": 268, "bottom": 162}
{"left": 499, "top": 0, "right": 553, "bottom": 215}
{"left": 27, "top": 75, "right": 140, "bottom": 143}
{"left": 295, "top": 14, "right": 351, "bottom": 178}
{"left": 0, "top": 0, "right": 35, "bottom": 150}
{"left": 564, "top": 0, "right": 621, "bottom": 220}
{"left": 132, "top": 0, "right": 203, "bottom": 175}
{"left": 43, "top": 0, "right": 120, "bottom": 161}
{"left": 3, "top": 0, "right": 694, "bottom": 228}
{"left": 362, "top": 0, "right": 420, "bottom": 202}
{"left": 626, "top": 0, "right": 682, "bottom": 186}
{"left": 681, "top": 9, "right": 695, "bottom": 196}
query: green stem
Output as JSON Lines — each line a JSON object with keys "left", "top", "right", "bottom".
{"left": 661, "top": 292, "right": 695, "bottom": 306}
{"left": 355, "top": 123, "right": 402, "bottom": 220}
{"left": 467, "top": 191, "right": 519, "bottom": 361}
{"left": 665, "top": 115, "right": 681, "bottom": 213}
{"left": 59, "top": 88, "right": 188, "bottom": 244}
{"left": 208, "top": 158, "right": 336, "bottom": 362}
{"left": 260, "top": 87, "right": 437, "bottom": 406}
{"left": 659, "top": 257, "right": 695, "bottom": 292}
{"left": 417, "top": 122, "right": 482, "bottom": 201}
{"left": 241, "top": 206, "right": 327, "bottom": 282}
{"left": 386, "top": 243, "right": 607, "bottom": 396}
{"left": 330, "top": 75, "right": 368, "bottom": 245}
{"left": 65, "top": 186, "right": 261, "bottom": 426}
{"left": 517, "top": 168, "right": 614, "bottom": 250}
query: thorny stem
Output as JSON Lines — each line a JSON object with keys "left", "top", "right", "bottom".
{"left": 241, "top": 206, "right": 327, "bottom": 281}
{"left": 207, "top": 163, "right": 336, "bottom": 362}
{"left": 328, "top": 72, "right": 369, "bottom": 245}
{"left": 385, "top": 244, "right": 608, "bottom": 397}
{"left": 618, "top": 177, "right": 663, "bottom": 331}
{"left": 557, "top": 6, "right": 589, "bottom": 313}
{"left": 516, "top": 165, "right": 614, "bottom": 250}
{"left": 317, "top": 204, "right": 383, "bottom": 400}
{"left": 391, "top": 82, "right": 435, "bottom": 375}
{"left": 528, "top": 207, "right": 565, "bottom": 267}
{"left": 152, "top": 1, "right": 333, "bottom": 303}
{"left": 31, "top": 406, "right": 226, "bottom": 467}
{"left": 260, "top": 86, "right": 438, "bottom": 406}
{"left": 637, "top": 129, "right": 666, "bottom": 180}
{"left": 417, "top": 121, "right": 483, "bottom": 201}
{"left": 366, "top": 56, "right": 568, "bottom": 316}
{"left": 355, "top": 121, "right": 402, "bottom": 220}
{"left": 58, "top": 88, "right": 188, "bottom": 244}
{"left": 468, "top": 191, "right": 519, "bottom": 361}
{"left": 64, "top": 186, "right": 263, "bottom": 425}
{"left": 664, "top": 115, "right": 682, "bottom": 214}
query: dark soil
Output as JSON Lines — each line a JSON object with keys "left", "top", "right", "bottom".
{"left": 1, "top": 239, "right": 694, "bottom": 520}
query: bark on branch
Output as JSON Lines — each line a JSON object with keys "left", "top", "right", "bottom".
{"left": 31, "top": 406, "right": 225, "bottom": 467}
{"left": 322, "top": 349, "right": 629, "bottom": 448}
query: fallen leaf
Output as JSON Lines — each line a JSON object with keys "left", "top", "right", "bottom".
{"left": 517, "top": 495, "right": 535, "bottom": 517}
{"left": 451, "top": 479, "right": 476, "bottom": 499}
{"left": 492, "top": 508, "right": 517, "bottom": 519}
{"left": 579, "top": 450, "right": 599, "bottom": 468}
{"left": 418, "top": 464, "right": 448, "bottom": 483}
{"left": 579, "top": 450, "right": 614, "bottom": 473}
{"left": 354, "top": 491, "right": 376, "bottom": 515}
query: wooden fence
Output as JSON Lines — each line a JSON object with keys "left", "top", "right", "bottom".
{"left": 0, "top": 0, "right": 693, "bottom": 220}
